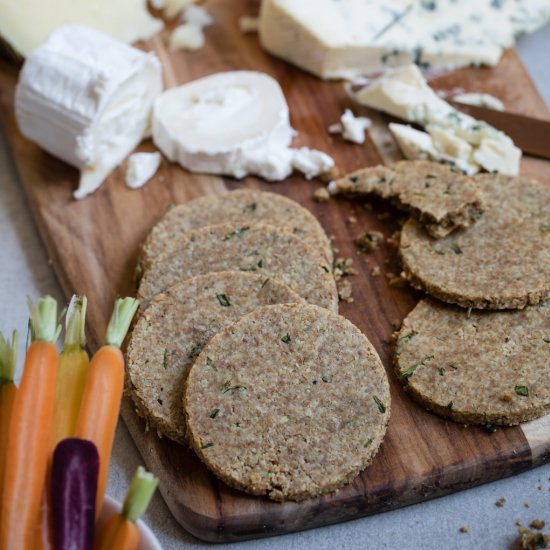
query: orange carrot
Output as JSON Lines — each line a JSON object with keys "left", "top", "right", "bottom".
{"left": 53, "top": 296, "right": 89, "bottom": 445}
{"left": 94, "top": 467, "right": 158, "bottom": 550}
{"left": 0, "top": 330, "right": 18, "bottom": 508}
{"left": 74, "top": 297, "right": 139, "bottom": 515}
{"left": 0, "top": 296, "right": 60, "bottom": 550}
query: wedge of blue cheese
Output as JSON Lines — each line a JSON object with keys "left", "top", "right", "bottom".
{"left": 355, "top": 65, "right": 521, "bottom": 175}
{"left": 259, "top": 0, "right": 550, "bottom": 79}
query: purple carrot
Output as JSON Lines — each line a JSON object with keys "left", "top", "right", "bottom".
{"left": 52, "top": 438, "right": 99, "bottom": 550}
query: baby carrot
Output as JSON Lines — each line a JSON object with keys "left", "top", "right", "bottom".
{"left": 53, "top": 296, "right": 89, "bottom": 445}
{"left": 75, "top": 297, "right": 139, "bottom": 515}
{"left": 94, "top": 467, "right": 158, "bottom": 550}
{"left": 0, "top": 330, "right": 18, "bottom": 509}
{"left": 0, "top": 296, "right": 61, "bottom": 550}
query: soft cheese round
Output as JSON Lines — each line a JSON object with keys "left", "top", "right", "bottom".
{"left": 393, "top": 299, "right": 550, "bottom": 426}
{"left": 137, "top": 223, "right": 338, "bottom": 311}
{"left": 184, "top": 303, "right": 391, "bottom": 501}
{"left": 400, "top": 174, "right": 550, "bottom": 309}
{"left": 153, "top": 70, "right": 293, "bottom": 178}
{"left": 126, "top": 272, "right": 302, "bottom": 443}
{"left": 139, "top": 189, "right": 333, "bottom": 272}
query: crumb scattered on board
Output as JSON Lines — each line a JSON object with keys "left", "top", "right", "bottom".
{"left": 313, "top": 187, "right": 330, "bottom": 203}
{"left": 495, "top": 497, "right": 506, "bottom": 507}
{"left": 337, "top": 279, "right": 354, "bottom": 303}
{"left": 459, "top": 525, "right": 469, "bottom": 533}
{"left": 386, "top": 271, "right": 406, "bottom": 288}
{"left": 355, "top": 230, "right": 384, "bottom": 252}
{"left": 517, "top": 525, "right": 550, "bottom": 549}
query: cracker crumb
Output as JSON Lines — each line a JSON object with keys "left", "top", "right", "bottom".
{"left": 531, "top": 521, "right": 546, "bottom": 530}
{"left": 517, "top": 525, "right": 550, "bottom": 549}
{"left": 320, "top": 165, "right": 341, "bottom": 183}
{"left": 386, "top": 272, "right": 406, "bottom": 288}
{"left": 348, "top": 215, "right": 357, "bottom": 224}
{"left": 337, "top": 279, "right": 354, "bottom": 303}
{"left": 386, "top": 230, "right": 401, "bottom": 248}
{"left": 313, "top": 187, "right": 331, "bottom": 203}
{"left": 333, "top": 257, "right": 358, "bottom": 280}
{"left": 496, "top": 497, "right": 506, "bottom": 507}
{"left": 459, "top": 525, "right": 469, "bottom": 533}
{"left": 370, "top": 266, "right": 381, "bottom": 277}
{"left": 355, "top": 230, "right": 384, "bottom": 252}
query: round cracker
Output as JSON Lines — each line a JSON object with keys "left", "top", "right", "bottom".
{"left": 393, "top": 299, "right": 550, "bottom": 426}
{"left": 184, "top": 303, "right": 390, "bottom": 501}
{"left": 139, "top": 189, "right": 333, "bottom": 273}
{"left": 126, "top": 272, "right": 303, "bottom": 443}
{"left": 137, "top": 223, "right": 338, "bottom": 311}
{"left": 399, "top": 174, "right": 550, "bottom": 309}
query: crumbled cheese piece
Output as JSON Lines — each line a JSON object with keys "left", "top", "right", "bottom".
{"left": 183, "top": 4, "right": 213, "bottom": 27}
{"left": 239, "top": 16, "right": 260, "bottom": 34}
{"left": 313, "top": 187, "right": 330, "bottom": 202}
{"left": 125, "top": 152, "right": 162, "bottom": 189}
{"left": 357, "top": 65, "right": 520, "bottom": 175}
{"left": 291, "top": 147, "right": 334, "bottom": 180}
{"left": 169, "top": 5, "right": 212, "bottom": 51}
{"left": 453, "top": 92, "right": 504, "bottom": 111}
{"left": 169, "top": 23, "right": 204, "bottom": 50}
{"left": 329, "top": 109, "right": 372, "bottom": 144}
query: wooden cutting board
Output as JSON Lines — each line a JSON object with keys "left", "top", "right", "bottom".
{"left": 0, "top": 1, "right": 549, "bottom": 542}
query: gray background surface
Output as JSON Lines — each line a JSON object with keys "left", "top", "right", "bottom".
{"left": 0, "top": 23, "right": 549, "bottom": 550}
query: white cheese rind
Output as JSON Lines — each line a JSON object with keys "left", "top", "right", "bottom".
{"left": 357, "top": 65, "right": 521, "bottom": 175}
{"left": 259, "top": 0, "right": 550, "bottom": 79}
{"left": 0, "top": 0, "right": 162, "bottom": 58}
{"left": 152, "top": 70, "right": 333, "bottom": 181}
{"left": 15, "top": 25, "right": 163, "bottom": 199}
{"left": 125, "top": 152, "right": 162, "bottom": 189}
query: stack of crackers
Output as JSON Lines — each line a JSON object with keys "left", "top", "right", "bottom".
{"left": 332, "top": 160, "right": 550, "bottom": 427}
{"left": 126, "top": 190, "right": 390, "bottom": 501}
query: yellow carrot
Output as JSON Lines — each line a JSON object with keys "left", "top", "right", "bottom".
{"left": 0, "top": 330, "right": 18, "bottom": 509}
{"left": 94, "top": 467, "right": 158, "bottom": 550}
{"left": 75, "top": 297, "right": 139, "bottom": 515}
{"left": 0, "top": 296, "right": 61, "bottom": 550}
{"left": 53, "top": 296, "right": 89, "bottom": 445}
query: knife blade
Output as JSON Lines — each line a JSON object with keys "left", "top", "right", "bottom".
{"left": 450, "top": 101, "right": 550, "bottom": 160}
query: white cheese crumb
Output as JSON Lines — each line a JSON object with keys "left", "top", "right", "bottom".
{"left": 239, "top": 16, "right": 260, "bottom": 34}
{"left": 328, "top": 109, "right": 372, "bottom": 144}
{"left": 125, "top": 152, "right": 162, "bottom": 189}
{"left": 327, "top": 181, "right": 337, "bottom": 195}
{"left": 161, "top": 0, "right": 197, "bottom": 19}
{"left": 183, "top": 4, "right": 213, "bottom": 27}
{"left": 291, "top": 147, "right": 334, "bottom": 179}
{"left": 169, "top": 23, "right": 204, "bottom": 50}
{"left": 453, "top": 92, "right": 504, "bottom": 111}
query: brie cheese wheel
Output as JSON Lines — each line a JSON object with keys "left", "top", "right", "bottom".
{"left": 0, "top": 0, "right": 162, "bottom": 58}
{"left": 15, "top": 25, "right": 163, "bottom": 199}
{"left": 153, "top": 71, "right": 334, "bottom": 181}
{"left": 125, "top": 152, "right": 162, "bottom": 189}
{"left": 357, "top": 65, "right": 521, "bottom": 175}
{"left": 259, "top": 0, "right": 550, "bottom": 79}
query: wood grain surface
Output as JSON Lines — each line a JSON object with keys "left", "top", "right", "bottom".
{"left": 0, "top": 0, "right": 548, "bottom": 542}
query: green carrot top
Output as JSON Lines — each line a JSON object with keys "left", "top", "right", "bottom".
{"left": 27, "top": 295, "right": 61, "bottom": 344}
{"left": 105, "top": 297, "right": 139, "bottom": 349}
{"left": 0, "top": 330, "right": 18, "bottom": 385}
{"left": 122, "top": 466, "right": 159, "bottom": 523}
{"left": 63, "top": 295, "right": 87, "bottom": 351}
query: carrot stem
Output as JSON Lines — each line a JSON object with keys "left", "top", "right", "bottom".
{"left": 122, "top": 467, "right": 158, "bottom": 523}
{"left": 105, "top": 298, "right": 139, "bottom": 349}
{"left": 64, "top": 295, "right": 87, "bottom": 350}
{"left": 0, "top": 330, "right": 17, "bottom": 384}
